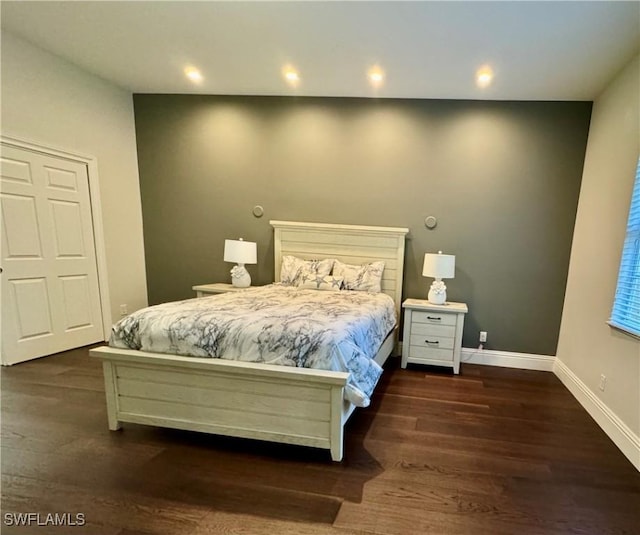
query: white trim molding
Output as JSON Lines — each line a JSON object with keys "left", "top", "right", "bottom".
{"left": 461, "top": 347, "right": 556, "bottom": 371}
{"left": 554, "top": 358, "right": 640, "bottom": 471}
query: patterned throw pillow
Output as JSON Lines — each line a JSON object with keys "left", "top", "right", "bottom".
{"left": 280, "top": 256, "right": 335, "bottom": 286}
{"left": 299, "top": 275, "right": 344, "bottom": 291}
{"left": 333, "top": 260, "right": 385, "bottom": 292}
{"left": 296, "top": 259, "right": 334, "bottom": 286}
{"left": 280, "top": 255, "right": 303, "bottom": 285}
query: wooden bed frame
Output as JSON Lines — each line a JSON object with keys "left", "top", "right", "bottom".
{"left": 90, "top": 220, "right": 408, "bottom": 461}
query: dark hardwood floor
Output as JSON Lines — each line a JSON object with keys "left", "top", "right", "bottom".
{"left": 1, "top": 346, "right": 638, "bottom": 535}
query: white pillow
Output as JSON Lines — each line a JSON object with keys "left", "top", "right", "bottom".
{"left": 280, "top": 255, "right": 303, "bottom": 285}
{"left": 299, "top": 275, "right": 344, "bottom": 291}
{"left": 280, "top": 256, "right": 335, "bottom": 286}
{"left": 296, "top": 259, "right": 334, "bottom": 286}
{"left": 333, "top": 260, "right": 385, "bottom": 292}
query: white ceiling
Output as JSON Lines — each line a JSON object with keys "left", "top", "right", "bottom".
{"left": 2, "top": 1, "right": 639, "bottom": 101}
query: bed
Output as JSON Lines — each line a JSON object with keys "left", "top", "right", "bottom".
{"left": 90, "top": 220, "right": 408, "bottom": 461}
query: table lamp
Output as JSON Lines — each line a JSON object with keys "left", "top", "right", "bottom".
{"left": 224, "top": 238, "right": 257, "bottom": 288}
{"left": 422, "top": 251, "right": 455, "bottom": 305}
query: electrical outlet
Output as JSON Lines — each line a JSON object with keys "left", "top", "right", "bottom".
{"left": 599, "top": 374, "right": 606, "bottom": 392}
{"left": 120, "top": 304, "right": 128, "bottom": 316}
{"left": 479, "top": 331, "right": 487, "bottom": 343}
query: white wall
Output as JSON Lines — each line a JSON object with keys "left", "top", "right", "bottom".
{"left": 556, "top": 54, "right": 640, "bottom": 469}
{"left": 1, "top": 32, "right": 148, "bottom": 324}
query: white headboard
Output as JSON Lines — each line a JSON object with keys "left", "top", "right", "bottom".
{"left": 270, "top": 220, "right": 409, "bottom": 317}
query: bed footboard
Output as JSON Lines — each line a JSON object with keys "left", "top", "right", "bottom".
{"left": 90, "top": 346, "right": 351, "bottom": 461}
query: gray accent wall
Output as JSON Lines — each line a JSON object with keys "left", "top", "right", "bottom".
{"left": 133, "top": 95, "right": 591, "bottom": 355}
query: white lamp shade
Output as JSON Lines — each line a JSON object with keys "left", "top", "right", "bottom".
{"left": 224, "top": 239, "right": 257, "bottom": 264}
{"left": 422, "top": 252, "right": 455, "bottom": 279}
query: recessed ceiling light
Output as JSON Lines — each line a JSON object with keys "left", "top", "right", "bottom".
{"left": 476, "top": 65, "right": 494, "bottom": 88}
{"left": 368, "top": 66, "right": 385, "bottom": 86}
{"left": 184, "top": 67, "right": 203, "bottom": 83}
{"left": 282, "top": 66, "right": 300, "bottom": 86}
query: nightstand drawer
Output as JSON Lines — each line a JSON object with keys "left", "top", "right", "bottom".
{"left": 408, "top": 345, "right": 455, "bottom": 362}
{"left": 409, "top": 334, "right": 455, "bottom": 350}
{"left": 412, "top": 310, "right": 457, "bottom": 327}
{"left": 410, "top": 322, "right": 456, "bottom": 338}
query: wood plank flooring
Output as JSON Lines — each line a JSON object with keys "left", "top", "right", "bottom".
{"left": 1, "top": 346, "right": 638, "bottom": 534}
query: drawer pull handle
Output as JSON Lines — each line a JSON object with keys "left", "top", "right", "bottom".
{"left": 425, "top": 340, "right": 439, "bottom": 345}
{"left": 427, "top": 316, "right": 442, "bottom": 321}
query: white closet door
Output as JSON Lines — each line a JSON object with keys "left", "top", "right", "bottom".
{"left": 1, "top": 144, "right": 104, "bottom": 364}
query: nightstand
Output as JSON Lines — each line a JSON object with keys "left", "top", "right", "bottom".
{"left": 192, "top": 283, "right": 251, "bottom": 297}
{"left": 401, "top": 299, "right": 468, "bottom": 374}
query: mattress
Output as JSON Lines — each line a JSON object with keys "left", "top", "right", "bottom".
{"left": 109, "top": 284, "right": 397, "bottom": 407}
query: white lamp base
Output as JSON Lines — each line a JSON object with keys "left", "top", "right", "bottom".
{"left": 230, "top": 264, "right": 251, "bottom": 288}
{"left": 427, "top": 279, "right": 447, "bottom": 305}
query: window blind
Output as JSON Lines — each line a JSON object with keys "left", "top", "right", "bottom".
{"left": 610, "top": 157, "right": 640, "bottom": 337}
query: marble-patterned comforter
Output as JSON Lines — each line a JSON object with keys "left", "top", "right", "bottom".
{"left": 109, "top": 284, "right": 397, "bottom": 407}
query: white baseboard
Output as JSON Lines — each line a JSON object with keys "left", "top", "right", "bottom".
{"left": 461, "top": 347, "right": 556, "bottom": 371}
{"left": 553, "top": 358, "right": 640, "bottom": 471}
